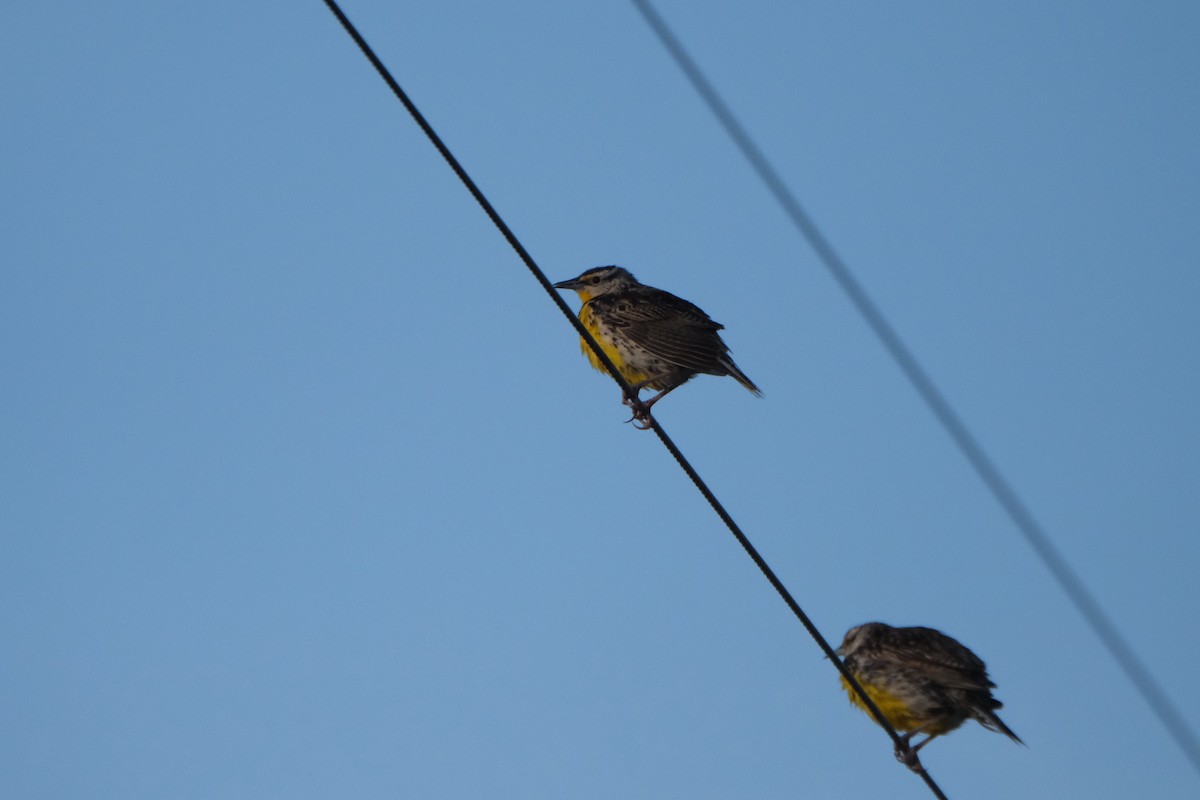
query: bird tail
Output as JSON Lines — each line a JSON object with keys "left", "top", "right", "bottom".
{"left": 979, "top": 707, "right": 1024, "bottom": 746}
{"left": 719, "top": 355, "right": 762, "bottom": 397}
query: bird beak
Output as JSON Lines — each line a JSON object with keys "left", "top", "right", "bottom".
{"left": 553, "top": 277, "right": 582, "bottom": 290}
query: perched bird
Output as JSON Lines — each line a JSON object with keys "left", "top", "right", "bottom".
{"left": 836, "top": 622, "right": 1022, "bottom": 771}
{"left": 552, "top": 266, "right": 760, "bottom": 427}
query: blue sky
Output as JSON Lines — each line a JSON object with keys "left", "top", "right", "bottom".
{"left": 3, "top": 2, "right": 1199, "bottom": 798}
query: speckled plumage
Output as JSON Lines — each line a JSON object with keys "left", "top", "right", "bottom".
{"left": 553, "top": 266, "right": 759, "bottom": 426}
{"left": 837, "top": 622, "right": 1022, "bottom": 769}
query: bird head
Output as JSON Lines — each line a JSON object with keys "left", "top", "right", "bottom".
{"left": 838, "top": 622, "right": 888, "bottom": 657}
{"left": 553, "top": 266, "right": 638, "bottom": 301}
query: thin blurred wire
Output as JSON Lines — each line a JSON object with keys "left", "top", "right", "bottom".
{"left": 320, "top": 1, "right": 950, "bottom": 796}
{"left": 630, "top": 0, "right": 1200, "bottom": 778}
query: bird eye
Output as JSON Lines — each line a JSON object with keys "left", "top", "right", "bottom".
{"left": 588, "top": 276, "right": 601, "bottom": 284}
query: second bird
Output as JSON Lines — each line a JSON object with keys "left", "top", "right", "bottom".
{"left": 837, "top": 621, "right": 1023, "bottom": 772}
{"left": 553, "top": 266, "right": 760, "bottom": 428}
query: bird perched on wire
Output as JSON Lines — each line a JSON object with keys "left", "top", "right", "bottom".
{"left": 836, "top": 622, "right": 1023, "bottom": 771}
{"left": 553, "top": 266, "right": 760, "bottom": 428}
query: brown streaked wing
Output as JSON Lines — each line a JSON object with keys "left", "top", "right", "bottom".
{"left": 882, "top": 627, "right": 996, "bottom": 692}
{"left": 595, "top": 289, "right": 729, "bottom": 374}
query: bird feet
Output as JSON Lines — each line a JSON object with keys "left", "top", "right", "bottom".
{"left": 894, "top": 740, "right": 924, "bottom": 773}
{"left": 621, "top": 392, "right": 654, "bottom": 430}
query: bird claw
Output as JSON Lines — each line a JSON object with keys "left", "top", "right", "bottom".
{"left": 624, "top": 411, "right": 654, "bottom": 430}
{"left": 894, "top": 741, "right": 923, "bottom": 773}
{"left": 621, "top": 392, "right": 654, "bottom": 430}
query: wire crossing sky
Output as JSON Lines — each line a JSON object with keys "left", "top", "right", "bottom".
{"left": 630, "top": 0, "right": 1200, "bottom": 778}
{"left": 3, "top": 3, "right": 1197, "bottom": 799}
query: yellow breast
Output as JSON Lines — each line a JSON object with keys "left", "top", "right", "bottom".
{"left": 840, "top": 674, "right": 929, "bottom": 733}
{"left": 578, "top": 305, "right": 650, "bottom": 385}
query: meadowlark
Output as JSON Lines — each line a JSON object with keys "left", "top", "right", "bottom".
{"left": 553, "top": 266, "right": 760, "bottom": 427}
{"left": 836, "top": 622, "right": 1022, "bottom": 771}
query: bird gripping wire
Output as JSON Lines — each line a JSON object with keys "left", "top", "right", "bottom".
{"left": 321, "top": 3, "right": 950, "bottom": 797}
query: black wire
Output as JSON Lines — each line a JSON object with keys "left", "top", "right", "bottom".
{"left": 630, "top": 0, "right": 1200, "bottom": 779}
{"left": 318, "top": 0, "right": 634, "bottom": 398}
{"left": 648, "top": 421, "right": 951, "bottom": 800}
{"left": 320, "top": 2, "right": 949, "bottom": 797}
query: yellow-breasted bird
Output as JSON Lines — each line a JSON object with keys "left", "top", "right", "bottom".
{"left": 836, "top": 622, "right": 1022, "bottom": 771}
{"left": 553, "top": 266, "right": 760, "bottom": 427}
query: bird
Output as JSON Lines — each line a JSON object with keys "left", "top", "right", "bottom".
{"left": 552, "top": 266, "right": 760, "bottom": 428}
{"left": 836, "top": 621, "right": 1022, "bottom": 771}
